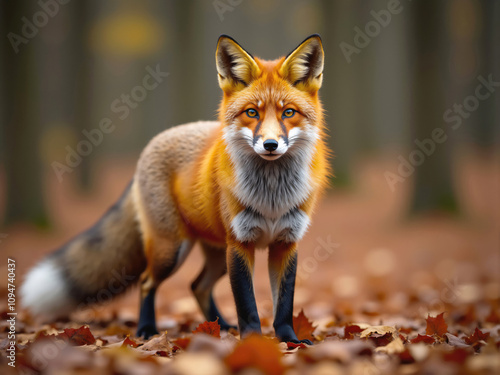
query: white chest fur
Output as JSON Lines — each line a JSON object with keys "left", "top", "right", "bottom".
{"left": 231, "top": 207, "right": 310, "bottom": 247}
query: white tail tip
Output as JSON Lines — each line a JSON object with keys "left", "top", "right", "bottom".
{"left": 21, "top": 259, "right": 74, "bottom": 320}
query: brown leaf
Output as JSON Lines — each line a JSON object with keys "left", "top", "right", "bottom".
{"left": 57, "top": 326, "right": 96, "bottom": 346}
{"left": 225, "top": 334, "right": 285, "bottom": 375}
{"left": 425, "top": 313, "right": 448, "bottom": 337}
{"left": 121, "top": 335, "right": 139, "bottom": 348}
{"left": 463, "top": 327, "right": 490, "bottom": 345}
{"left": 442, "top": 348, "right": 470, "bottom": 364}
{"left": 344, "top": 324, "right": 363, "bottom": 339}
{"left": 172, "top": 337, "right": 191, "bottom": 351}
{"left": 411, "top": 334, "right": 435, "bottom": 344}
{"left": 192, "top": 318, "right": 221, "bottom": 339}
{"left": 293, "top": 309, "right": 316, "bottom": 342}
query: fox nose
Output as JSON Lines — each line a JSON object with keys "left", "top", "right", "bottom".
{"left": 263, "top": 139, "right": 279, "bottom": 152}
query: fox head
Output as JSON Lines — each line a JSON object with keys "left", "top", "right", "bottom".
{"left": 216, "top": 34, "right": 325, "bottom": 161}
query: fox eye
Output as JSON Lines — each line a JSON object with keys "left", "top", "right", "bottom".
{"left": 283, "top": 108, "right": 296, "bottom": 118}
{"left": 245, "top": 108, "right": 259, "bottom": 118}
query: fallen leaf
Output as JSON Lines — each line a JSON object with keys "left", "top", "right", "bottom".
{"left": 58, "top": 326, "right": 96, "bottom": 346}
{"left": 293, "top": 310, "right": 316, "bottom": 342}
{"left": 344, "top": 324, "right": 363, "bottom": 339}
{"left": 375, "top": 337, "right": 405, "bottom": 354}
{"left": 425, "top": 313, "right": 448, "bottom": 337}
{"left": 192, "top": 318, "right": 221, "bottom": 339}
{"left": 225, "top": 334, "right": 285, "bottom": 375}
{"left": 360, "top": 325, "right": 396, "bottom": 347}
{"left": 172, "top": 337, "right": 191, "bottom": 350}
{"left": 442, "top": 348, "right": 470, "bottom": 364}
{"left": 121, "top": 335, "right": 139, "bottom": 348}
{"left": 411, "top": 334, "right": 435, "bottom": 344}
{"left": 398, "top": 348, "right": 415, "bottom": 364}
{"left": 464, "top": 327, "right": 490, "bottom": 345}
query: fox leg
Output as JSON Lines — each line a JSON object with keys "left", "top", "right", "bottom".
{"left": 227, "top": 240, "right": 261, "bottom": 337}
{"left": 137, "top": 238, "right": 194, "bottom": 338}
{"left": 191, "top": 243, "right": 236, "bottom": 330}
{"left": 268, "top": 242, "right": 312, "bottom": 344}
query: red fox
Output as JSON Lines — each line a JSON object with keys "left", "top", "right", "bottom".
{"left": 21, "top": 34, "right": 329, "bottom": 343}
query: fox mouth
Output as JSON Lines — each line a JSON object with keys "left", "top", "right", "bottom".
{"left": 259, "top": 152, "right": 283, "bottom": 161}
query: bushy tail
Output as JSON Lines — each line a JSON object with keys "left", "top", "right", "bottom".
{"left": 21, "top": 181, "right": 146, "bottom": 320}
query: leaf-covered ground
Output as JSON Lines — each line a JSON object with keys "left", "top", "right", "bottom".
{"left": 0, "top": 157, "right": 498, "bottom": 374}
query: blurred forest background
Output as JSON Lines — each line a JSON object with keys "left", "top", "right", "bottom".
{"left": 0, "top": 0, "right": 499, "bottom": 323}
{"left": 0, "top": 0, "right": 499, "bottom": 227}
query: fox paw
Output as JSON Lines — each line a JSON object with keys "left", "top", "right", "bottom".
{"left": 137, "top": 325, "right": 158, "bottom": 339}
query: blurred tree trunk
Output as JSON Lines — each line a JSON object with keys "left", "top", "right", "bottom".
{"left": 409, "top": 1, "right": 458, "bottom": 214}
{"left": 1, "top": 2, "right": 48, "bottom": 226}
{"left": 473, "top": 0, "right": 500, "bottom": 150}
{"left": 169, "top": 1, "right": 205, "bottom": 125}
{"left": 72, "top": 1, "right": 93, "bottom": 190}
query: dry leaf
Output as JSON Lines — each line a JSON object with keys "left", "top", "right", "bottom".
{"left": 57, "top": 326, "right": 96, "bottom": 346}
{"left": 375, "top": 337, "right": 405, "bottom": 354}
{"left": 225, "top": 334, "right": 285, "bottom": 375}
{"left": 192, "top": 318, "right": 221, "bottom": 339}
{"left": 426, "top": 313, "right": 448, "bottom": 337}
{"left": 411, "top": 334, "right": 435, "bottom": 344}
{"left": 463, "top": 327, "right": 490, "bottom": 345}
{"left": 293, "top": 310, "right": 316, "bottom": 342}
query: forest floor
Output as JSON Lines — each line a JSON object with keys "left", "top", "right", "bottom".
{"left": 0, "top": 155, "right": 499, "bottom": 374}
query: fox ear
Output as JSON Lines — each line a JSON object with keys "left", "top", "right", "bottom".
{"left": 280, "top": 34, "right": 324, "bottom": 92}
{"left": 216, "top": 35, "right": 261, "bottom": 92}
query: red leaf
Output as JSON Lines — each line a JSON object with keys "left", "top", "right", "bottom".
{"left": 156, "top": 350, "right": 169, "bottom": 357}
{"left": 225, "top": 335, "right": 285, "bottom": 375}
{"left": 121, "top": 336, "right": 139, "bottom": 348}
{"left": 172, "top": 337, "right": 191, "bottom": 350}
{"left": 293, "top": 310, "right": 316, "bottom": 342}
{"left": 57, "top": 326, "right": 96, "bottom": 346}
{"left": 425, "top": 313, "right": 448, "bottom": 337}
{"left": 411, "top": 334, "right": 435, "bottom": 344}
{"left": 464, "top": 328, "right": 490, "bottom": 345}
{"left": 286, "top": 342, "right": 308, "bottom": 350}
{"left": 443, "top": 348, "right": 469, "bottom": 364}
{"left": 192, "top": 318, "right": 221, "bottom": 338}
{"left": 344, "top": 324, "right": 363, "bottom": 339}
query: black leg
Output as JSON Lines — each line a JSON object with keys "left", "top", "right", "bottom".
{"left": 228, "top": 246, "right": 261, "bottom": 336}
{"left": 137, "top": 287, "right": 158, "bottom": 339}
{"left": 269, "top": 245, "right": 312, "bottom": 344}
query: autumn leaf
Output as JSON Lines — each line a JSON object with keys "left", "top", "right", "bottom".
{"left": 121, "top": 335, "right": 139, "bottom": 348}
{"left": 463, "top": 327, "right": 490, "bottom": 345}
{"left": 411, "top": 334, "right": 435, "bottom": 344}
{"left": 286, "top": 342, "right": 308, "bottom": 350}
{"left": 225, "top": 335, "right": 285, "bottom": 375}
{"left": 293, "top": 310, "right": 316, "bottom": 342}
{"left": 425, "top": 313, "right": 448, "bottom": 337}
{"left": 442, "top": 348, "right": 470, "bottom": 364}
{"left": 192, "top": 318, "right": 221, "bottom": 338}
{"left": 344, "top": 324, "right": 363, "bottom": 339}
{"left": 172, "top": 337, "right": 191, "bottom": 350}
{"left": 57, "top": 326, "right": 96, "bottom": 346}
